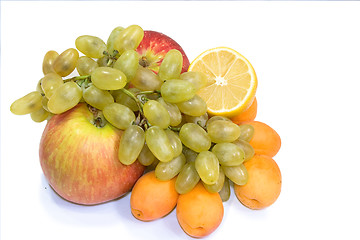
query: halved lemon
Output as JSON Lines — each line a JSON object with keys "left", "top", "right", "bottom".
{"left": 188, "top": 47, "right": 257, "bottom": 117}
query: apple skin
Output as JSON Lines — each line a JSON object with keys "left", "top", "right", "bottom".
{"left": 136, "top": 30, "right": 190, "bottom": 74}
{"left": 39, "top": 103, "right": 145, "bottom": 205}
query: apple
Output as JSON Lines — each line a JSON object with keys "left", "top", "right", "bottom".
{"left": 136, "top": 30, "right": 190, "bottom": 74}
{"left": 39, "top": 103, "right": 145, "bottom": 205}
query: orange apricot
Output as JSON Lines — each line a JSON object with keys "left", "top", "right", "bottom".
{"left": 176, "top": 183, "right": 223, "bottom": 238}
{"left": 230, "top": 97, "right": 257, "bottom": 124}
{"left": 234, "top": 154, "right": 281, "bottom": 210}
{"left": 130, "top": 171, "right": 178, "bottom": 221}
{"left": 241, "top": 120, "right": 281, "bottom": 157}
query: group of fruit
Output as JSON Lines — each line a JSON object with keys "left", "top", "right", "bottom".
{"left": 10, "top": 24, "right": 282, "bottom": 238}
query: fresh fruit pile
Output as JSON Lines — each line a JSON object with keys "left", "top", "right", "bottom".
{"left": 10, "top": 24, "right": 282, "bottom": 238}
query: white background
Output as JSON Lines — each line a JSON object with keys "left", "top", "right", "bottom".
{"left": 1, "top": 1, "right": 360, "bottom": 240}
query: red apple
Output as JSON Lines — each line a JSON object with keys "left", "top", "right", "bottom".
{"left": 136, "top": 30, "right": 190, "bottom": 74}
{"left": 39, "top": 103, "right": 145, "bottom": 205}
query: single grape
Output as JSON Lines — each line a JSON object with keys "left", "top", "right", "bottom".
{"left": 158, "top": 49, "right": 183, "bottom": 80}
{"left": 165, "top": 129, "right": 182, "bottom": 157}
{"left": 41, "top": 72, "right": 63, "bottom": 98}
{"left": 195, "top": 151, "right": 220, "bottom": 185}
{"left": 207, "top": 120, "right": 241, "bottom": 143}
{"left": 75, "top": 35, "right": 107, "bottom": 59}
{"left": 206, "top": 115, "right": 231, "bottom": 127}
{"left": 36, "top": 78, "right": 44, "bottom": 93}
{"left": 203, "top": 167, "right": 225, "bottom": 193}
{"left": 10, "top": 91, "right": 43, "bottom": 115}
{"left": 179, "top": 123, "right": 211, "bottom": 152}
{"left": 118, "top": 125, "right": 145, "bottom": 165}
{"left": 238, "top": 124, "right": 255, "bottom": 142}
{"left": 157, "top": 97, "right": 182, "bottom": 127}
{"left": 180, "top": 71, "right": 208, "bottom": 91}
{"left": 211, "top": 142, "right": 245, "bottom": 166}
{"left": 222, "top": 164, "right": 248, "bottom": 185}
{"left": 113, "top": 25, "right": 144, "bottom": 55}
{"left": 145, "top": 126, "right": 174, "bottom": 162}
{"left": 76, "top": 56, "right": 98, "bottom": 76}
{"left": 138, "top": 143, "right": 157, "bottom": 166}
{"left": 113, "top": 50, "right": 139, "bottom": 82}
{"left": 91, "top": 67, "right": 127, "bottom": 90}
{"left": 177, "top": 94, "right": 207, "bottom": 117}
{"left": 42, "top": 50, "right": 59, "bottom": 75}
{"left": 97, "top": 55, "right": 110, "bottom": 67}
{"left": 155, "top": 153, "right": 186, "bottom": 181}
{"left": 107, "top": 26, "right": 124, "bottom": 55}
{"left": 41, "top": 96, "right": 49, "bottom": 112}
{"left": 30, "top": 107, "right": 49, "bottom": 123}
{"left": 47, "top": 81, "right": 82, "bottom": 114}
{"left": 131, "top": 66, "right": 162, "bottom": 91}
{"left": 175, "top": 162, "right": 200, "bottom": 194}
{"left": 182, "top": 146, "right": 198, "bottom": 163}
{"left": 53, "top": 48, "right": 79, "bottom": 77}
{"left": 160, "top": 79, "right": 196, "bottom": 103}
{"left": 143, "top": 100, "right": 170, "bottom": 129}
{"left": 219, "top": 177, "right": 230, "bottom": 202}
{"left": 232, "top": 139, "right": 255, "bottom": 162}
{"left": 103, "top": 103, "right": 135, "bottom": 129}
{"left": 83, "top": 85, "right": 114, "bottom": 110}
{"left": 184, "top": 113, "right": 208, "bottom": 128}
{"left": 114, "top": 88, "right": 139, "bottom": 112}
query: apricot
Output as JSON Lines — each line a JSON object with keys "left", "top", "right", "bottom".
{"left": 130, "top": 171, "right": 178, "bottom": 221}
{"left": 230, "top": 97, "right": 257, "bottom": 124}
{"left": 242, "top": 120, "right": 281, "bottom": 157}
{"left": 234, "top": 154, "right": 281, "bottom": 209}
{"left": 176, "top": 183, "right": 223, "bottom": 238}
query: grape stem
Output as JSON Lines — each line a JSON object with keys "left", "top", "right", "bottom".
{"left": 120, "top": 88, "right": 144, "bottom": 115}
{"left": 64, "top": 75, "right": 90, "bottom": 83}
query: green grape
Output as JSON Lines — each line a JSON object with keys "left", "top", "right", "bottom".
{"left": 211, "top": 142, "right": 245, "bottom": 166}
{"left": 41, "top": 96, "right": 49, "bottom": 112}
{"left": 75, "top": 35, "right": 107, "bottom": 59}
{"left": 175, "top": 162, "right": 200, "bottom": 194}
{"left": 113, "top": 25, "right": 144, "bottom": 55}
{"left": 195, "top": 151, "right": 220, "bottom": 185}
{"left": 179, "top": 123, "right": 211, "bottom": 152}
{"left": 47, "top": 81, "right": 82, "bottom": 114}
{"left": 10, "top": 91, "right": 43, "bottom": 115}
{"left": 143, "top": 100, "right": 170, "bottom": 129}
{"left": 36, "top": 78, "right": 44, "bottom": 93}
{"left": 184, "top": 113, "right": 208, "bottom": 128}
{"left": 131, "top": 66, "right": 162, "bottom": 91}
{"left": 158, "top": 49, "right": 183, "bottom": 80}
{"left": 41, "top": 72, "right": 63, "bottom": 98}
{"left": 138, "top": 143, "right": 157, "bottom": 166}
{"left": 182, "top": 146, "right": 198, "bottom": 163}
{"left": 157, "top": 97, "right": 182, "bottom": 127}
{"left": 97, "top": 55, "right": 110, "bottom": 67}
{"left": 203, "top": 167, "right": 225, "bottom": 193}
{"left": 219, "top": 177, "right": 230, "bottom": 202}
{"left": 118, "top": 125, "right": 145, "bottom": 165}
{"left": 155, "top": 153, "right": 186, "bottom": 181}
{"left": 83, "top": 85, "right": 114, "bottom": 110}
{"left": 232, "top": 139, "right": 255, "bottom": 162}
{"left": 115, "top": 88, "right": 139, "bottom": 112}
{"left": 222, "top": 164, "right": 248, "bottom": 185}
{"left": 206, "top": 115, "right": 231, "bottom": 127}
{"left": 91, "top": 67, "right": 127, "bottom": 90}
{"left": 76, "top": 56, "right": 98, "bottom": 76}
{"left": 176, "top": 94, "right": 207, "bottom": 117}
{"left": 145, "top": 126, "right": 174, "bottom": 162}
{"left": 165, "top": 129, "right": 182, "bottom": 157}
{"left": 113, "top": 50, "right": 139, "bottom": 82}
{"left": 180, "top": 71, "right": 208, "bottom": 91}
{"left": 30, "top": 107, "right": 49, "bottom": 123}
{"left": 207, "top": 120, "right": 241, "bottom": 143}
{"left": 53, "top": 48, "right": 79, "bottom": 77}
{"left": 238, "top": 124, "right": 255, "bottom": 142}
{"left": 103, "top": 103, "right": 135, "bottom": 129}
{"left": 42, "top": 50, "right": 59, "bottom": 75}
{"left": 107, "top": 26, "right": 124, "bottom": 54}
{"left": 160, "top": 79, "right": 196, "bottom": 103}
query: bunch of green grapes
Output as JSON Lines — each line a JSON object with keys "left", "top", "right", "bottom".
{"left": 10, "top": 24, "right": 256, "bottom": 201}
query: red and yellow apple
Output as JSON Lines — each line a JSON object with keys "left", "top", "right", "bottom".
{"left": 136, "top": 30, "right": 190, "bottom": 73}
{"left": 39, "top": 103, "right": 145, "bottom": 205}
